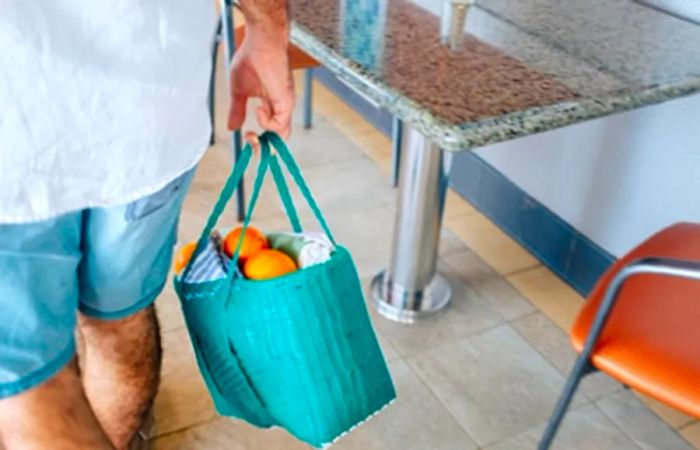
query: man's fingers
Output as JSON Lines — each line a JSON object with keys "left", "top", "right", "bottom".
{"left": 228, "top": 94, "right": 248, "bottom": 131}
{"left": 255, "top": 104, "right": 272, "bottom": 130}
{"left": 255, "top": 97, "right": 293, "bottom": 139}
{"left": 244, "top": 131, "right": 261, "bottom": 153}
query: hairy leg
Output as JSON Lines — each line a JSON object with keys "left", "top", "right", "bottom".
{"left": 0, "top": 360, "right": 114, "bottom": 450}
{"left": 78, "top": 306, "right": 162, "bottom": 450}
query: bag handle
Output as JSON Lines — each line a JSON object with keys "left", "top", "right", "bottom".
{"left": 226, "top": 144, "right": 272, "bottom": 278}
{"left": 268, "top": 155, "right": 303, "bottom": 233}
{"left": 262, "top": 131, "right": 336, "bottom": 246}
{"left": 181, "top": 144, "right": 253, "bottom": 280}
{"left": 181, "top": 132, "right": 336, "bottom": 282}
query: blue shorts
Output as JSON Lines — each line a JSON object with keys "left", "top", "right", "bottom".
{"left": 0, "top": 170, "right": 194, "bottom": 399}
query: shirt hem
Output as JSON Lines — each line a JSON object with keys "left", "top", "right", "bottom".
{"left": 0, "top": 143, "right": 209, "bottom": 225}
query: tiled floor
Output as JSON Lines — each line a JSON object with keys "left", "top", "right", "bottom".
{"left": 150, "top": 67, "right": 698, "bottom": 449}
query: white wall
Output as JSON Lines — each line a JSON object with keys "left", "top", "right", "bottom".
{"left": 474, "top": 93, "right": 700, "bottom": 257}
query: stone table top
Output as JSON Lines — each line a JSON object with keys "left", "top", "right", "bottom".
{"left": 290, "top": 0, "right": 700, "bottom": 151}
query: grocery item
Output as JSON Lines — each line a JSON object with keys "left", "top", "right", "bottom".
{"left": 267, "top": 232, "right": 335, "bottom": 268}
{"left": 243, "top": 249, "right": 297, "bottom": 280}
{"left": 223, "top": 226, "right": 268, "bottom": 262}
{"left": 182, "top": 236, "right": 228, "bottom": 283}
{"left": 173, "top": 241, "right": 197, "bottom": 274}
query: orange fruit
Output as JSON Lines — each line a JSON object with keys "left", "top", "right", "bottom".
{"left": 174, "top": 241, "right": 197, "bottom": 273}
{"left": 223, "top": 226, "right": 268, "bottom": 262}
{"left": 243, "top": 249, "right": 297, "bottom": 280}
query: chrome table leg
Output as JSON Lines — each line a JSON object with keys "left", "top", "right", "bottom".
{"left": 390, "top": 117, "right": 403, "bottom": 188}
{"left": 303, "top": 68, "right": 314, "bottom": 129}
{"left": 371, "top": 125, "right": 452, "bottom": 323}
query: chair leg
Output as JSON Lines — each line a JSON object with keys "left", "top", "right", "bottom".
{"left": 538, "top": 358, "right": 595, "bottom": 450}
{"left": 208, "top": 19, "right": 222, "bottom": 146}
{"left": 391, "top": 117, "right": 403, "bottom": 187}
{"left": 221, "top": 0, "right": 246, "bottom": 222}
{"left": 303, "top": 68, "right": 314, "bottom": 129}
{"left": 233, "top": 130, "right": 246, "bottom": 221}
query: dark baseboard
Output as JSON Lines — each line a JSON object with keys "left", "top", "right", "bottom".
{"left": 314, "top": 67, "right": 614, "bottom": 296}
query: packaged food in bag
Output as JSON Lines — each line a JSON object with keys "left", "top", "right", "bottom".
{"left": 267, "top": 231, "right": 335, "bottom": 268}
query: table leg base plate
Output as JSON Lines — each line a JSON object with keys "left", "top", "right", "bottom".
{"left": 371, "top": 271, "right": 451, "bottom": 324}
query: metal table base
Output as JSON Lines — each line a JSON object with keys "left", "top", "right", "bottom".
{"left": 372, "top": 125, "right": 453, "bottom": 323}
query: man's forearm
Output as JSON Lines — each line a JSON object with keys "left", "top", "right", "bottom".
{"left": 239, "top": 0, "right": 289, "bottom": 42}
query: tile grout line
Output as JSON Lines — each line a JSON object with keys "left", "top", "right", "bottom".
{"left": 400, "top": 355, "right": 483, "bottom": 447}
{"left": 149, "top": 416, "right": 218, "bottom": 442}
{"left": 680, "top": 421, "right": 700, "bottom": 432}
{"left": 593, "top": 399, "right": 682, "bottom": 450}
{"left": 501, "top": 262, "right": 546, "bottom": 279}
{"left": 506, "top": 312, "right": 599, "bottom": 406}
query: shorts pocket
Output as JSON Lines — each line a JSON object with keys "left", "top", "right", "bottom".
{"left": 125, "top": 169, "right": 194, "bottom": 221}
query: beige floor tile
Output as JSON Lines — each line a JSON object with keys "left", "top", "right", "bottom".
{"left": 444, "top": 250, "right": 535, "bottom": 321}
{"left": 507, "top": 266, "right": 585, "bottom": 330}
{"left": 368, "top": 261, "right": 503, "bottom": 358}
{"left": 325, "top": 206, "right": 395, "bottom": 279}
{"left": 680, "top": 422, "right": 700, "bottom": 449}
{"left": 331, "top": 359, "right": 478, "bottom": 450}
{"left": 439, "top": 227, "right": 470, "bottom": 258}
{"left": 160, "top": 327, "right": 198, "bottom": 381}
{"left": 484, "top": 403, "right": 640, "bottom": 450}
{"left": 152, "top": 417, "right": 312, "bottom": 450}
{"left": 637, "top": 394, "right": 697, "bottom": 430}
{"left": 511, "top": 312, "right": 622, "bottom": 401}
{"left": 289, "top": 157, "right": 395, "bottom": 218}
{"left": 374, "top": 326, "right": 400, "bottom": 363}
{"left": 287, "top": 120, "right": 367, "bottom": 168}
{"left": 155, "top": 285, "right": 186, "bottom": 332}
{"left": 408, "top": 324, "right": 582, "bottom": 447}
{"left": 597, "top": 390, "right": 693, "bottom": 449}
{"left": 445, "top": 213, "right": 539, "bottom": 275}
{"left": 348, "top": 129, "right": 394, "bottom": 176}
{"left": 444, "top": 189, "right": 477, "bottom": 219}
{"left": 152, "top": 372, "right": 217, "bottom": 437}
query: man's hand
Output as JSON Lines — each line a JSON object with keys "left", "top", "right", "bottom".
{"left": 227, "top": 0, "right": 294, "bottom": 142}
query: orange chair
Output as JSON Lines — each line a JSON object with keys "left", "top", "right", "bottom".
{"left": 539, "top": 223, "right": 700, "bottom": 449}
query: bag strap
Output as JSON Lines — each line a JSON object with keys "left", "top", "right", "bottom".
{"left": 268, "top": 154, "right": 303, "bottom": 233}
{"left": 262, "top": 131, "right": 336, "bottom": 245}
{"left": 226, "top": 144, "right": 272, "bottom": 278}
{"left": 182, "top": 144, "right": 253, "bottom": 280}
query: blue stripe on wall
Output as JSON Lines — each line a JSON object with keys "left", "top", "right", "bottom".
{"left": 314, "top": 67, "right": 615, "bottom": 296}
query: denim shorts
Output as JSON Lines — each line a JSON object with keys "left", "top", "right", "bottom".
{"left": 0, "top": 169, "right": 194, "bottom": 399}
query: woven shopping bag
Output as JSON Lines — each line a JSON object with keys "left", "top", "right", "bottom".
{"left": 173, "top": 132, "right": 396, "bottom": 447}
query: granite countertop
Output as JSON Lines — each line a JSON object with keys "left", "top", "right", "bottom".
{"left": 289, "top": 0, "right": 700, "bottom": 151}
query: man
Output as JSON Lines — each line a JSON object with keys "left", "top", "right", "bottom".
{"left": 0, "top": 1, "right": 293, "bottom": 449}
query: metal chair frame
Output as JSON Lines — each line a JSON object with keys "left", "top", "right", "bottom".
{"left": 539, "top": 257, "right": 700, "bottom": 449}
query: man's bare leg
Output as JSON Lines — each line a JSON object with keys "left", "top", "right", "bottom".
{"left": 0, "top": 360, "right": 115, "bottom": 450}
{"left": 78, "top": 306, "right": 162, "bottom": 450}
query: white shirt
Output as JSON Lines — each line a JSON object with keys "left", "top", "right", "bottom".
{"left": 0, "top": 1, "right": 217, "bottom": 223}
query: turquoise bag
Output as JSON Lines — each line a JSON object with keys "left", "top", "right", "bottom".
{"left": 173, "top": 132, "right": 396, "bottom": 447}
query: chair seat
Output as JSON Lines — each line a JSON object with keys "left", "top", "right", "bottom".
{"left": 234, "top": 26, "right": 319, "bottom": 70}
{"left": 571, "top": 223, "right": 700, "bottom": 419}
